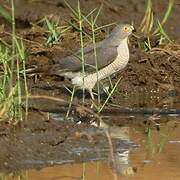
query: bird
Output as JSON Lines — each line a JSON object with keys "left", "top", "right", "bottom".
{"left": 48, "top": 23, "right": 134, "bottom": 100}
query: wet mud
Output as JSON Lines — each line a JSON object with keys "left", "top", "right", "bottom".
{"left": 0, "top": 112, "right": 137, "bottom": 173}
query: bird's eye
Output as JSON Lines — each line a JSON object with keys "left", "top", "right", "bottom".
{"left": 123, "top": 26, "right": 129, "bottom": 32}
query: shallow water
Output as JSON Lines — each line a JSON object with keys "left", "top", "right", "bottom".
{"left": 1, "top": 114, "right": 180, "bottom": 180}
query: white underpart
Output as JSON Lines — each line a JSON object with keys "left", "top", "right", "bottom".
{"left": 67, "top": 37, "right": 129, "bottom": 91}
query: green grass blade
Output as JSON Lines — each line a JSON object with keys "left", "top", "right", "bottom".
{"left": 0, "top": 5, "right": 11, "bottom": 22}
{"left": 95, "top": 23, "right": 115, "bottom": 32}
{"left": 93, "top": 5, "right": 102, "bottom": 25}
{"left": 161, "top": 0, "right": 174, "bottom": 25}
{"left": 157, "top": 20, "right": 172, "bottom": 43}
{"left": 64, "top": 0, "right": 78, "bottom": 19}
{"left": 98, "top": 77, "right": 121, "bottom": 113}
{"left": 65, "top": 86, "right": 75, "bottom": 119}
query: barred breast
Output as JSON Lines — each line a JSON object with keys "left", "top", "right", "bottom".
{"left": 72, "top": 37, "right": 129, "bottom": 90}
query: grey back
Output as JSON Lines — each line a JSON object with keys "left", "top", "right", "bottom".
{"left": 51, "top": 39, "right": 118, "bottom": 74}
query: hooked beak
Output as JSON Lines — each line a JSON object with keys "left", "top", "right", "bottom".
{"left": 131, "top": 25, "right": 136, "bottom": 32}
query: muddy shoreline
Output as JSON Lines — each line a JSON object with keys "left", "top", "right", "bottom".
{"left": 0, "top": 113, "right": 137, "bottom": 173}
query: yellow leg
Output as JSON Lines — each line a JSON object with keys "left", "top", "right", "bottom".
{"left": 89, "top": 89, "right": 95, "bottom": 100}
{"left": 89, "top": 89, "right": 95, "bottom": 108}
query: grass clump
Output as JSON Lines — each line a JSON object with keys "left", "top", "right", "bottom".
{"left": 45, "top": 17, "right": 62, "bottom": 45}
{"left": 35, "top": 16, "right": 71, "bottom": 46}
{"left": 0, "top": 0, "right": 28, "bottom": 123}
{"left": 139, "top": 0, "right": 174, "bottom": 51}
{"left": 44, "top": 17, "right": 71, "bottom": 46}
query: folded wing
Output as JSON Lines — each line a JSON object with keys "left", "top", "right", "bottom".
{"left": 50, "top": 42, "right": 118, "bottom": 75}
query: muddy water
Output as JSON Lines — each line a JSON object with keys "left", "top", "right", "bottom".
{"left": 29, "top": 116, "right": 180, "bottom": 180}
{"left": 2, "top": 114, "right": 180, "bottom": 180}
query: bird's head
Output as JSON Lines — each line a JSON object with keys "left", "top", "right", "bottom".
{"left": 109, "top": 23, "right": 134, "bottom": 41}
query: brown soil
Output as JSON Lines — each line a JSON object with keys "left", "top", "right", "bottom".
{"left": 0, "top": 0, "right": 179, "bottom": 173}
